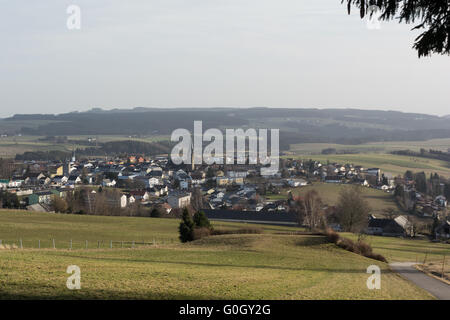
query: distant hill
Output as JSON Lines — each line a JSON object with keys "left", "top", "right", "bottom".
{"left": 3, "top": 107, "right": 450, "bottom": 147}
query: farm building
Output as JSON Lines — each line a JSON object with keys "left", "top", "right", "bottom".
{"left": 366, "top": 215, "right": 411, "bottom": 237}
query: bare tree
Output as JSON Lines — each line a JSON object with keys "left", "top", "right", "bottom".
{"left": 51, "top": 195, "right": 68, "bottom": 213}
{"left": 336, "top": 186, "right": 371, "bottom": 232}
{"left": 295, "top": 190, "right": 325, "bottom": 230}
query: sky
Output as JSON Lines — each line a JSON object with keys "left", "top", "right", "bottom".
{"left": 1, "top": 0, "right": 450, "bottom": 118}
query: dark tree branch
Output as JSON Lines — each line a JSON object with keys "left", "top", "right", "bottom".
{"left": 342, "top": 0, "right": 450, "bottom": 57}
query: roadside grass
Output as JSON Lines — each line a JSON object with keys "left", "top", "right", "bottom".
{"left": 343, "top": 233, "right": 450, "bottom": 264}
{"left": 0, "top": 234, "right": 433, "bottom": 299}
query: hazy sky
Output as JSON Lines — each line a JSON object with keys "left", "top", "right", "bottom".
{"left": 1, "top": 0, "right": 450, "bottom": 118}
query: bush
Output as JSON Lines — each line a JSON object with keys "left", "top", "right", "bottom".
{"left": 179, "top": 208, "right": 194, "bottom": 243}
{"left": 150, "top": 208, "right": 161, "bottom": 218}
{"left": 336, "top": 237, "right": 357, "bottom": 253}
{"left": 193, "top": 211, "right": 211, "bottom": 228}
{"left": 211, "top": 227, "right": 263, "bottom": 236}
{"left": 324, "top": 229, "right": 387, "bottom": 262}
{"left": 366, "top": 253, "right": 388, "bottom": 263}
{"left": 192, "top": 227, "right": 212, "bottom": 240}
{"left": 325, "top": 229, "right": 340, "bottom": 244}
{"left": 179, "top": 209, "right": 213, "bottom": 242}
{"left": 355, "top": 240, "right": 373, "bottom": 256}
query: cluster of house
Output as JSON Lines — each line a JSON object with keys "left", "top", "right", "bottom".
{"left": 294, "top": 160, "right": 394, "bottom": 190}
{"left": 0, "top": 154, "right": 190, "bottom": 212}
{"left": 1, "top": 154, "right": 449, "bottom": 239}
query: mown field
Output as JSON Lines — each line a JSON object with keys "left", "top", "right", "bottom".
{"left": 267, "top": 182, "right": 400, "bottom": 215}
{"left": 0, "top": 210, "right": 445, "bottom": 299}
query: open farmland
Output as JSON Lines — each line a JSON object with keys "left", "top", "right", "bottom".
{"left": 0, "top": 210, "right": 437, "bottom": 300}
{"left": 267, "top": 182, "right": 400, "bottom": 215}
{"left": 0, "top": 135, "right": 170, "bottom": 158}
{"left": 286, "top": 153, "right": 450, "bottom": 177}
{"left": 289, "top": 138, "right": 450, "bottom": 155}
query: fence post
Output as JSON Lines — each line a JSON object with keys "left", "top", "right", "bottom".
{"left": 53, "top": 238, "right": 55, "bottom": 249}
{"left": 132, "top": 240, "right": 135, "bottom": 248}
{"left": 20, "top": 238, "right": 23, "bottom": 249}
{"left": 97, "top": 240, "right": 100, "bottom": 249}
{"left": 153, "top": 238, "right": 155, "bottom": 246}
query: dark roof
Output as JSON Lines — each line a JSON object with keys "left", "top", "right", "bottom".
{"left": 368, "top": 218, "right": 392, "bottom": 228}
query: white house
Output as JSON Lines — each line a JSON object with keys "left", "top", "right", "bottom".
{"left": 102, "top": 179, "right": 116, "bottom": 187}
{"left": 287, "top": 179, "right": 308, "bottom": 187}
{"left": 68, "top": 175, "right": 82, "bottom": 185}
{"left": 8, "top": 179, "right": 23, "bottom": 188}
{"left": 168, "top": 192, "right": 191, "bottom": 209}
{"left": 120, "top": 194, "right": 128, "bottom": 208}
{"left": 53, "top": 176, "right": 68, "bottom": 185}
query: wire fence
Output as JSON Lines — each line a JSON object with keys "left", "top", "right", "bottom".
{"left": 0, "top": 238, "right": 177, "bottom": 250}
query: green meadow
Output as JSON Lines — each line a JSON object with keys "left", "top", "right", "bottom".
{"left": 267, "top": 182, "right": 400, "bottom": 215}
{"left": 0, "top": 210, "right": 444, "bottom": 299}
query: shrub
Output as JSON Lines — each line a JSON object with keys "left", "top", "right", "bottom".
{"left": 325, "top": 229, "right": 340, "bottom": 244}
{"left": 366, "top": 253, "right": 388, "bottom": 263}
{"left": 337, "top": 237, "right": 357, "bottom": 253}
{"left": 179, "top": 208, "right": 194, "bottom": 243}
{"left": 323, "top": 229, "right": 386, "bottom": 262}
{"left": 150, "top": 208, "right": 161, "bottom": 218}
{"left": 211, "top": 227, "right": 263, "bottom": 235}
{"left": 355, "top": 240, "right": 373, "bottom": 256}
{"left": 193, "top": 211, "right": 211, "bottom": 229}
{"left": 179, "top": 210, "right": 214, "bottom": 242}
{"left": 192, "top": 227, "right": 212, "bottom": 240}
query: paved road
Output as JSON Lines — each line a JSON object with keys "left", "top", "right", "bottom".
{"left": 390, "top": 262, "right": 450, "bottom": 300}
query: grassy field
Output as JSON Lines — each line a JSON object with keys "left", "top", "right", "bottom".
{"left": 0, "top": 234, "right": 433, "bottom": 299}
{"left": 0, "top": 210, "right": 444, "bottom": 299}
{"left": 0, "top": 135, "right": 170, "bottom": 158}
{"left": 286, "top": 153, "right": 450, "bottom": 177}
{"left": 267, "top": 182, "right": 400, "bottom": 215}
{"left": 289, "top": 138, "right": 450, "bottom": 155}
{"left": 344, "top": 233, "right": 450, "bottom": 263}
{"left": 0, "top": 210, "right": 301, "bottom": 249}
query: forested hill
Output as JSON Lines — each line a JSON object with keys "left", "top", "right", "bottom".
{"left": 3, "top": 107, "right": 450, "bottom": 145}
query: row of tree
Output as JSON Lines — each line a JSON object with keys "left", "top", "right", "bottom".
{"left": 290, "top": 186, "right": 371, "bottom": 233}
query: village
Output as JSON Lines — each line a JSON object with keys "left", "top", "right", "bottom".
{"left": 1, "top": 151, "right": 449, "bottom": 241}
